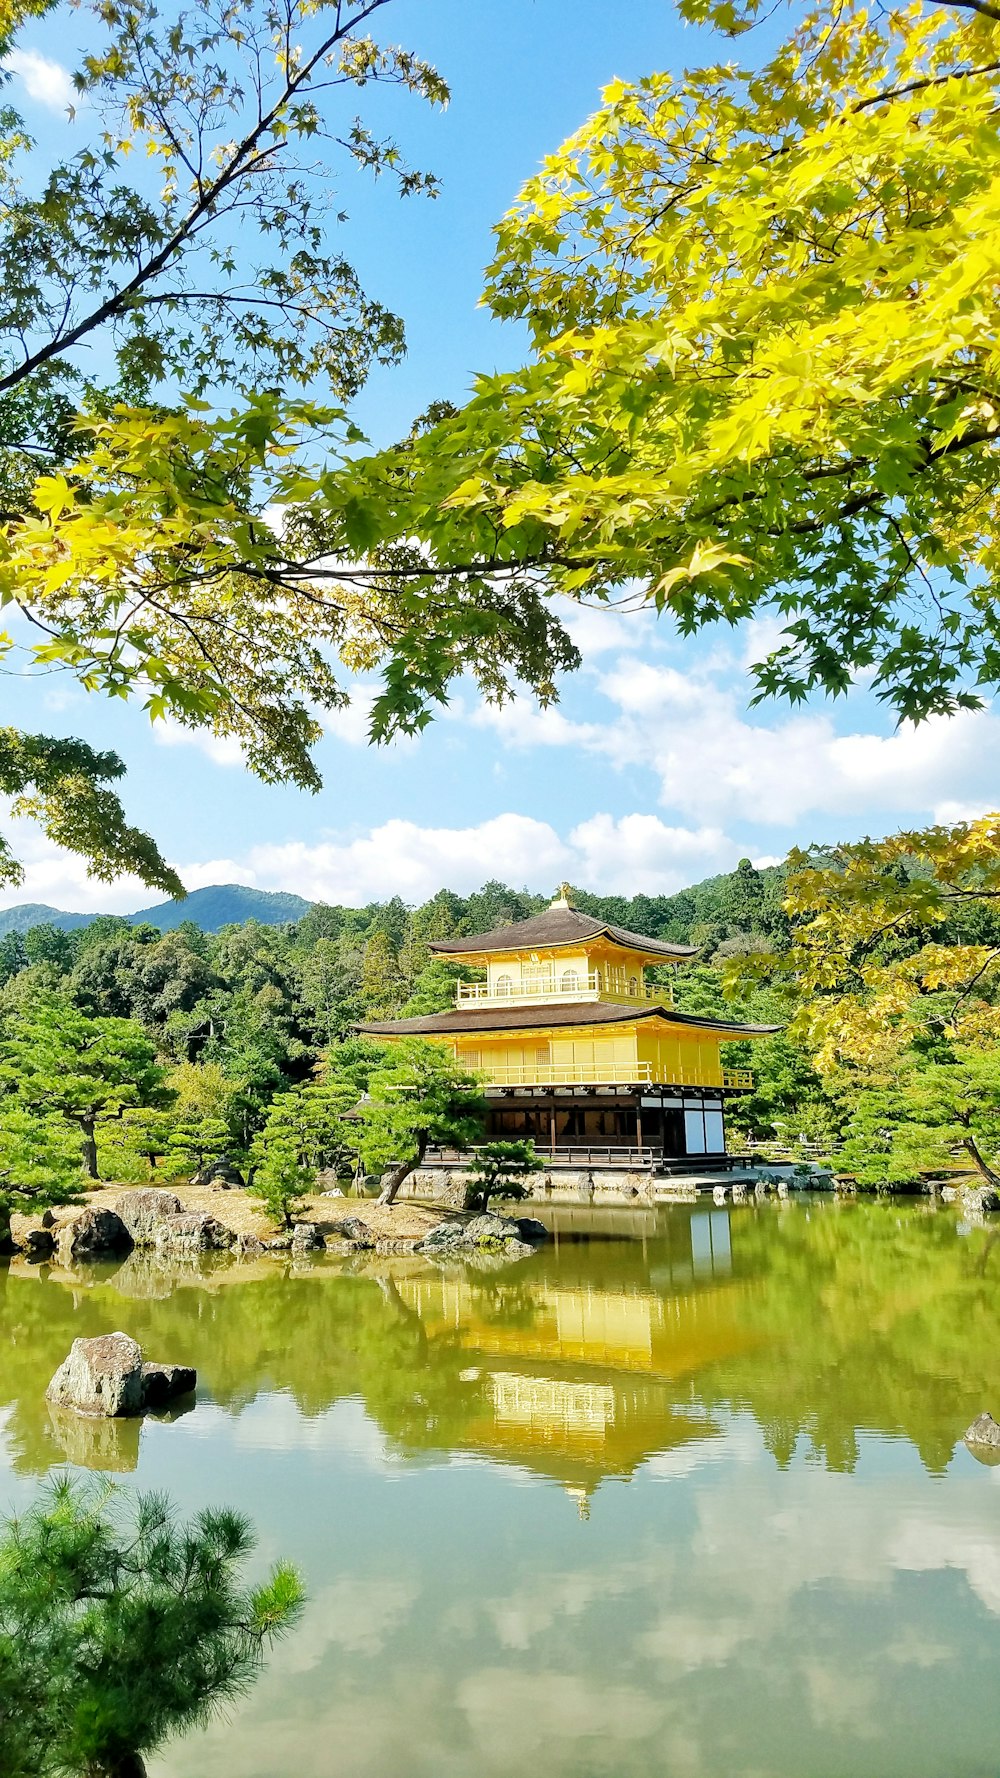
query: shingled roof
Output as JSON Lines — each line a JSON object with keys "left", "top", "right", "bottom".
{"left": 357, "top": 1001, "right": 779, "bottom": 1038}
{"left": 429, "top": 903, "right": 697, "bottom": 961}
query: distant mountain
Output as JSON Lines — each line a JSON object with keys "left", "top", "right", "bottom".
{"left": 0, "top": 884, "right": 311, "bottom": 940}
{"left": 0, "top": 903, "right": 95, "bottom": 938}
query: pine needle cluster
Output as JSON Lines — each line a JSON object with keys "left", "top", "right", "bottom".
{"left": 0, "top": 1477, "right": 304, "bottom": 1777}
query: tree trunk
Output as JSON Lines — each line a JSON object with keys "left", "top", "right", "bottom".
{"left": 963, "top": 1135, "right": 1000, "bottom": 1189}
{"left": 377, "top": 1136, "right": 426, "bottom": 1207}
{"left": 81, "top": 1118, "right": 98, "bottom": 1179}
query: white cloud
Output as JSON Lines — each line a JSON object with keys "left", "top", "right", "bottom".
{"left": 153, "top": 720, "right": 246, "bottom": 769}
{"left": 4, "top": 48, "right": 75, "bottom": 111}
{"left": 0, "top": 811, "right": 153, "bottom": 914}
{"left": 568, "top": 813, "right": 736, "bottom": 893}
{"left": 0, "top": 809, "right": 752, "bottom": 913}
{"left": 202, "top": 811, "right": 748, "bottom": 905}
{"left": 241, "top": 815, "right": 572, "bottom": 904}
{"left": 562, "top": 600, "right": 663, "bottom": 660}
{"left": 477, "top": 655, "right": 1000, "bottom": 832}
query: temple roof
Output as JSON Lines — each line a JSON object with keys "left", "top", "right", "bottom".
{"left": 430, "top": 902, "right": 697, "bottom": 961}
{"left": 357, "top": 1001, "right": 779, "bottom": 1038}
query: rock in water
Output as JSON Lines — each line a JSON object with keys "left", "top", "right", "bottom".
{"left": 154, "top": 1213, "right": 233, "bottom": 1253}
{"left": 329, "top": 1217, "right": 376, "bottom": 1248}
{"left": 290, "top": 1222, "right": 324, "bottom": 1251}
{"left": 514, "top": 1217, "right": 549, "bottom": 1245}
{"left": 46, "top": 1332, "right": 145, "bottom": 1417}
{"left": 114, "top": 1189, "right": 182, "bottom": 1245}
{"left": 417, "top": 1221, "right": 468, "bottom": 1253}
{"left": 23, "top": 1227, "right": 54, "bottom": 1259}
{"left": 57, "top": 1208, "right": 134, "bottom": 1262}
{"left": 965, "top": 1412, "right": 1000, "bottom": 1449}
{"left": 141, "top": 1363, "right": 197, "bottom": 1410}
{"left": 417, "top": 1216, "right": 534, "bottom": 1259}
{"left": 464, "top": 1213, "right": 524, "bottom": 1244}
{"left": 233, "top": 1231, "right": 265, "bottom": 1257}
{"left": 961, "top": 1185, "right": 1000, "bottom": 1214}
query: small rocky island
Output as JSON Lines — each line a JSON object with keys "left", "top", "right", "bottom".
{"left": 47, "top": 1331, "right": 195, "bottom": 1418}
{"left": 12, "top": 1185, "right": 551, "bottom": 1269}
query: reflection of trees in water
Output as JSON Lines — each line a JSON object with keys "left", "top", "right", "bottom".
{"left": 0, "top": 1478, "right": 301, "bottom": 1778}
{"left": 2, "top": 1202, "right": 999, "bottom": 1487}
{"left": 0, "top": 1258, "right": 490, "bottom": 1476}
{"left": 469, "top": 1280, "right": 540, "bottom": 1330}
{"left": 706, "top": 1201, "right": 1000, "bottom": 1473}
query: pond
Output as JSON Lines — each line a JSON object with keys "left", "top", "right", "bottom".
{"left": 3, "top": 1195, "right": 1000, "bottom": 1777}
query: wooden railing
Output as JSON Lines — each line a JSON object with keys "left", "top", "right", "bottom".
{"left": 427, "top": 1143, "right": 667, "bottom": 1169}
{"left": 482, "top": 1061, "right": 655, "bottom": 1087}
{"left": 721, "top": 1068, "right": 754, "bottom": 1091}
{"left": 455, "top": 975, "right": 671, "bottom": 1009}
{"left": 477, "top": 1063, "right": 753, "bottom": 1090}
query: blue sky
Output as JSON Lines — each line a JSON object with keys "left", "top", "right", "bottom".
{"left": 1, "top": 0, "right": 994, "bottom": 913}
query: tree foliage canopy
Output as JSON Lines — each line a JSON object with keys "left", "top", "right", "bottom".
{"left": 307, "top": 0, "right": 1000, "bottom": 728}
{"left": 0, "top": 0, "right": 584, "bottom": 889}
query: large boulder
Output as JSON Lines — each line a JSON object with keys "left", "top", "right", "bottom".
{"left": 329, "top": 1217, "right": 376, "bottom": 1248}
{"left": 465, "top": 1213, "right": 525, "bottom": 1245}
{"left": 23, "top": 1227, "right": 55, "bottom": 1259}
{"left": 192, "top": 1156, "right": 246, "bottom": 1190}
{"left": 514, "top": 1217, "right": 549, "bottom": 1245}
{"left": 962, "top": 1184, "right": 1000, "bottom": 1215}
{"left": 966, "top": 1411, "right": 1000, "bottom": 1449}
{"left": 233, "top": 1230, "right": 266, "bottom": 1257}
{"left": 290, "top": 1221, "right": 325, "bottom": 1252}
{"left": 141, "top": 1362, "right": 197, "bottom": 1410}
{"left": 57, "top": 1208, "right": 133, "bottom": 1263}
{"left": 417, "top": 1216, "right": 534, "bottom": 1260}
{"left": 417, "top": 1221, "right": 468, "bottom": 1254}
{"left": 114, "top": 1189, "right": 182, "bottom": 1246}
{"left": 154, "top": 1212, "right": 233, "bottom": 1253}
{"left": 46, "top": 1332, "right": 145, "bottom": 1417}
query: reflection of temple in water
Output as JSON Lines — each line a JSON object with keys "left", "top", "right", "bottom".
{"left": 392, "top": 1207, "right": 758, "bottom": 1505}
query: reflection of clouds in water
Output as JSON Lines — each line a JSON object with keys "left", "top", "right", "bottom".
{"left": 801, "top": 1660, "right": 880, "bottom": 1740}
{"left": 456, "top": 1668, "right": 666, "bottom": 1761}
{"left": 883, "top": 1626, "right": 953, "bottom": 1669}
{"left": 635, "top": 1612, "right": 751, "bottom": 1670}
{"left": 486, "top": 1565, "right": 633, "bottom": 1652}
{"left": 283, "top": 1574, "right": 421, "bottom": 1669}
{"left": 150, "top": 1416, "right": 1000, "bottom": 1778}
{"left": 642, "top": 1420, "right": 758, "bottom": 1483}
{"left": 891, "top": 1516, "right": 1000, "bottom": 1615}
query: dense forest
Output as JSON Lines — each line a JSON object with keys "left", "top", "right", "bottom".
{"left": 0, "top": 863, "right": 794, "bottom": 1184}
{"left": 0, "top": 829, "right": 998, "bottom": 1207}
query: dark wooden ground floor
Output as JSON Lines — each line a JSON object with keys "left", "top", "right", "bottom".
{"left": 477, "top": 1085, "right": 729, "bottom": 1162}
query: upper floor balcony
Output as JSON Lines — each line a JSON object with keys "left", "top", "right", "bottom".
{"left": 455, "top": 970, "right": 672, "bottom": 1009}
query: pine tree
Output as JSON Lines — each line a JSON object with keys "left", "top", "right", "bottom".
{"left": 464, "top": 1141, "right": 543, "bottom": 1212}
{"left": 0, "top": 1107, "right": 84, "bottom": 1252}
{"left": 0, "top": 1477, "right": 303, "bottom": 1778}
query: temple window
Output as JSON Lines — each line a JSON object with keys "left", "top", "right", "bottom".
{"left": 495, "top": 973, "right": 514, "bottom": 996}
{"left": 560, "top": 969, "right": 581, "bottom": 992}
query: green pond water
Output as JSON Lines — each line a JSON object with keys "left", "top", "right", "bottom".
{"left": 3, "top": 1195, "right": 1000, "bottom": 1777}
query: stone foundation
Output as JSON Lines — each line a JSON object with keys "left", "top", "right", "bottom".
{"left": 397, "top": 1162, "right": 834, "bottom": 1206}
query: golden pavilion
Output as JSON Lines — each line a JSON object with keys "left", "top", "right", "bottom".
{"left": 358, "top": 887, "right": 778, "bottom": 1170}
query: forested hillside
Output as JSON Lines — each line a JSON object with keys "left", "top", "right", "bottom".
{"left": 0, "top": 885, "right": 311, "bottom": 938}
{"left": 0, "top": 860, "right": 795, "bottom": 1178}
{"left": 1, "top": 831, "right": 996, "bottom": 1193}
